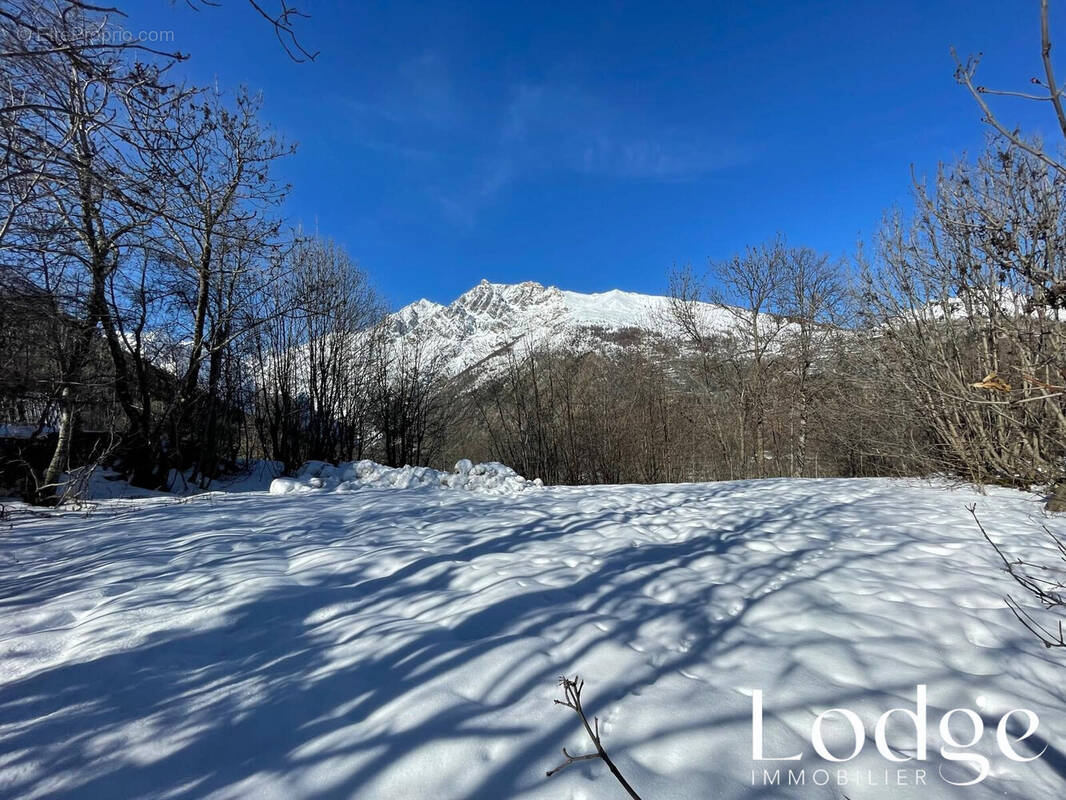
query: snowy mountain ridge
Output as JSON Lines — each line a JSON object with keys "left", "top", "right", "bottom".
{"left": 386, "top": 278, "right": 733, "bottom": 378}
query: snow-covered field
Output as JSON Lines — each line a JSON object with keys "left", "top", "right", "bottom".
{"left": 1, "top": 475, "right": 1065, "bottom": 799}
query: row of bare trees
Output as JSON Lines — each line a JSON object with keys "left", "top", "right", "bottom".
{"left": 459, "top": 340, "right": 686, "bottom": 485}
{"left": 0, "top": 1, "right": 442, "bottom": 502}
{"left": 246, "top": 238, "right": 447, "bottom": 474}
{"left": 4, "top": 1, "right": 1064, "bottom": 505}
{"left": 668, "top": 238, "right": 851, "bottom": 480}
{"left": 460, "top": 1, "right": 1066, "bottom": 494}
{"left": 451, "top": 189, "right": 1063, "bottom": 492}
{"left": 0, "top": 0, "right": 300, "bottom": 497}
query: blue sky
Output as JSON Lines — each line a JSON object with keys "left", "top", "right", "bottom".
{"left": 120, "top": 0, "right": 1054, "bottom": 308}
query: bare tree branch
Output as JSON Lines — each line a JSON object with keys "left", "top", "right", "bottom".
{"left": 970, "top": 504, "right": 1066, "bottom": 648}
{"left": 183, "top": 0, "right": 318, "bottom": 62}
{"left": 547, "top": 675, "right": 642, "bottom": 800}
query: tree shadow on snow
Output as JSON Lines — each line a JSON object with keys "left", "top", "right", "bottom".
{"left": 0, "top": 481, "right": 1054, "bottom": 799}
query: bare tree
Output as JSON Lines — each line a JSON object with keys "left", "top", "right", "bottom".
{"left": 1, "top": 2, "right": 178, "bottom": 500}
{"left": 369, "top": 330, "right": 447, "bottom": 468}
{"left": 776, "top": 247, "right": 849, "bottom": 477}
{"left": 953, "top": 0, "right": 1066, "bottom": 181}
{"left": 947, "top": 0, "right": 1066, "bottom": 499}
{"left": 248, "top": 236, "right": 384, "bottom": 472}
{"left": 671, "top": 238, "right": 813, "bottom": 478}
{"left": 119, "top": 86, "right": 291, "bottom": 485}
{"left": 183, "top": 0, "right": 319, "bottom": 62}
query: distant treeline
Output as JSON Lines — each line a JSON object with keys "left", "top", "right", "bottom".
{"left": 2, "top": 1, "right": 1064, "bottom": 503}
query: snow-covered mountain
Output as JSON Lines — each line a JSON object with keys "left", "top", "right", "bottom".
{"left": 385, "top": 279, "right": 733, "bottom": 378}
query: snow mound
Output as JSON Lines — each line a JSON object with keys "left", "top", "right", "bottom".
{"left": 269, "top": 458, "right": 543, "bottom": 496}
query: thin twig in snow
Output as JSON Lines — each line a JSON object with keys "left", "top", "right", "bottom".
{"left": 547, "top": 675, "right": 642, "bottom": 800}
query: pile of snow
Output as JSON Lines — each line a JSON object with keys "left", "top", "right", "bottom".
{"left": 269, "top": 458, "right": 542, "bottom": 496}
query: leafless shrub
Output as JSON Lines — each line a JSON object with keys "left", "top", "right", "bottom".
{"left": 861, "top": 147, "right": 1066, "bottom": 489}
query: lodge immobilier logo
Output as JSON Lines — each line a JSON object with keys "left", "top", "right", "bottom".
{"left": 749, "top": 685, "right": 1046, "bottom": 788}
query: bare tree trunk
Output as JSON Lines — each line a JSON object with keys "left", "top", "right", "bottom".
{"left": 795, "top": 382, "right": 808, "bottom": 478}
{"left": 40, "top": 386, "right": 75, "bottom": 500}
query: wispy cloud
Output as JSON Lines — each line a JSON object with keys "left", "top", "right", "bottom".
{"left": 500, "top": 82, "right": 750, "bottom": 179}
{"left": 340, "top": 63, "right": 753, "bottom": 228}
{"left": 430, "top": 81, "right": 752, "bottom": 225}
{"left": 431, "top": 156, "right": 515, "bottom": 228}
{"left": 579, "top": 135, "right": 747, "bottom": 180}
{"left": 396, "top": 51, "right": 463, "bottom": 129}
{"left": 341, "top": 50, "right": 463, "bottom": 132}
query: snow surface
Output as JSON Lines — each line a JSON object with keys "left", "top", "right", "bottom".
{"left": 56, "top": 461, "right": 285, "bottom": 501}
{"left": 1, "top": 476, "right": 1065, "bottom": 798}
{"left": 0, "top": 424, "right": 53, "bottom": 440}
{"left": 386, "top": 279, "right": 736, "bottom": 378}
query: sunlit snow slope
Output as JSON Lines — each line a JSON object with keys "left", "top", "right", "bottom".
{"left": 1, "top": 478, "right": 1065, "bottom": 798}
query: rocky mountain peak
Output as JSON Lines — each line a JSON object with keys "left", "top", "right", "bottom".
{"left": 386, "top": 279, "right": 730, "bottom": 379}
